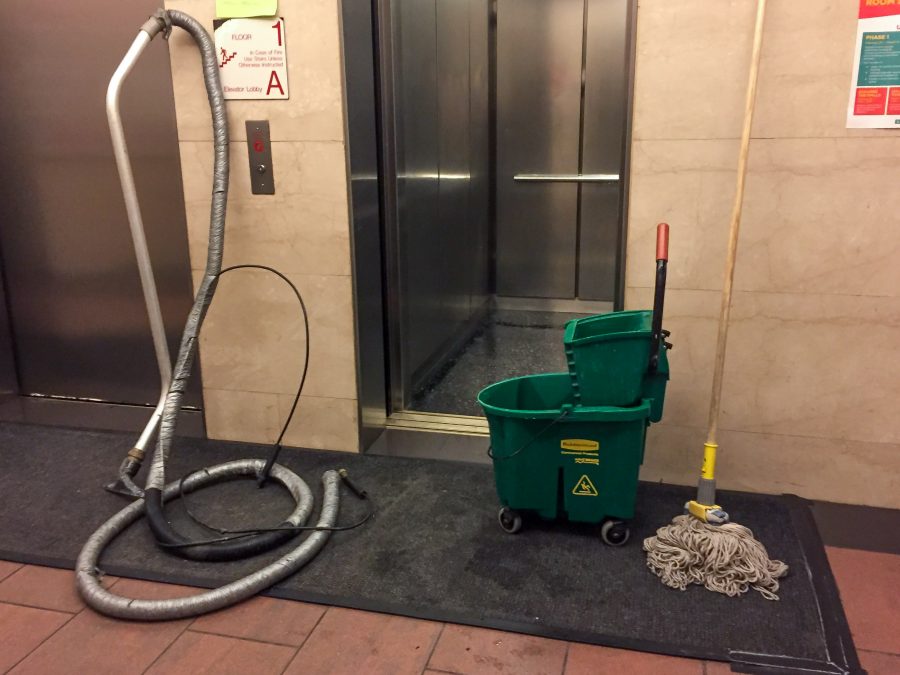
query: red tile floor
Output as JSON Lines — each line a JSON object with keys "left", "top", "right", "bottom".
{"left": 0, "top": 547, "right": 896, "bottom": 674}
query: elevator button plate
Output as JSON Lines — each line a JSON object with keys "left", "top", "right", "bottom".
{"left": 246, "top": 120, "right": 274, "bottom": 194}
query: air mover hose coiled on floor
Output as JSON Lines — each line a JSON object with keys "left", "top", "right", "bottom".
{"left": 78, "top": 464, "right": 340, "bottom": 620}
{"left": 76, "top": 10, "right": 345, "bottom": 619}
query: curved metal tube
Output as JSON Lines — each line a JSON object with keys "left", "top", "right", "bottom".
{"left": 106, "top": 29, "right": 172, "bottom": 494}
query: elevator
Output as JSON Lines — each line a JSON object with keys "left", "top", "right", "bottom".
{"left": 344, "top": 0, "right": 634, "bottom": 430}
{"left": 0, "top": 1, "right": 201, "bottom": 431}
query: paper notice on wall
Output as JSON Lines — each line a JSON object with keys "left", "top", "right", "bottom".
{"left": 216, "top": 0, "right": 277, "bottom": 19}
{"left": 213, "top": 18, "right": 289, "bottom": 100}
{"left": 847, "top": 1, "right": 900, "bottom": 128}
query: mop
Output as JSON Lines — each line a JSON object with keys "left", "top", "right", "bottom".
{"left": 642, "top": 0, "right": 789, "bottom": 600}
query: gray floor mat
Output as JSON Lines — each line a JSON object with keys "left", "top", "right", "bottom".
{"left": 0, "top": 422, "right": 859, "bottom": 674}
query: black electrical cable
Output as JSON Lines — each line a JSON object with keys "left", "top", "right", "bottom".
{"left": 157, "top": 504, "right": 374, "bottom": 549}
{"left": 216, "top": 264, "right": 309, "bottom": 487}
{"left": 172, "top": 462, "right": 374, "bottom": 548}
{"left": 168, "top": 473, "right": 375, "bottom": 550}
{"left": 165, "top": 263, "right": 376, "bottom": 548}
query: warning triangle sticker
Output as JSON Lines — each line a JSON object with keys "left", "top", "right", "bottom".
{"left": 572, "top": 474, "right": 599, "bottom": 496}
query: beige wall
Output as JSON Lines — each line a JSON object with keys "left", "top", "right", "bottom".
{"left": 164, "top": 0, "right": 359, "bottom": 451}
{"left": 627, "top": 0, "right": 900, "bottom": 507}
{"left": 162, "top": 0, "right": 900, "bottom": 505}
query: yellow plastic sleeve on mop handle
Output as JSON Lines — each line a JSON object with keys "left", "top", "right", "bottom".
{"left": 701, "top": 442, "right": 718, "bottom": 480}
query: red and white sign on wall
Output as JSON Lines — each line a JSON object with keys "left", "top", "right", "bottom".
{"left": 847, "top": 0, "right": 900, "bottom": 127}
{"left": 213, "top": 17, "right": 289, "bottom": 100}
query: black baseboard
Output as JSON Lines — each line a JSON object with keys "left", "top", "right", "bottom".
{"left": 811, "top": 500, "right": 900, "bottom": 556}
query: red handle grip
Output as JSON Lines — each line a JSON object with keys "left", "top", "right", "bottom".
{"left": 656, "top": 222, "right": 669, "bottom": 261}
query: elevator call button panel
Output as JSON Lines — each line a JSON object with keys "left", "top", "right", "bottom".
{"left": 246, "top": 120, "right": 275, "bottom": 195}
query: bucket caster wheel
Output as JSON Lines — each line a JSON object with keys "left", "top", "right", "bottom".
{"left": 600, "top": 519, "right": 630, "bottom": 546}
{"left": 498, "top": 507, "right": 523, "bottom": 534}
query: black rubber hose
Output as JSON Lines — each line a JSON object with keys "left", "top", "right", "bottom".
{"left": 145, "top": 499, "right": 297, "bottom": 562}
{"left": 143, "top": 10, "right": 297, "bottom": 561}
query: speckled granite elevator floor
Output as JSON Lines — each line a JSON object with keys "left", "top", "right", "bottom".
{"left": 410, "top": 310, "right": 590, "bottom": 417}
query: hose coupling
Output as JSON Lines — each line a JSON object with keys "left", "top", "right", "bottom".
{"left": 120, "top": 452, "right": 143, "bottom": 477}
{"left": 338, "top": 469, "right": 368, "bottom": 500}
{"left": 127, "top": 446, "right": 145, "bottom": 462}
{"left": 141, "top": 9, "right": 172, "bottom": 40}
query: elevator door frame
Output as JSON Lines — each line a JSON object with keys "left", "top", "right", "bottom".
{"left": 616, "top": 0, "right": 637, "bottom": 312}
{"left": 0, "top": 272, "right": 16, "bottom": 398}
{"left": 341, "top": 0, "right": 638, "bottom": 447}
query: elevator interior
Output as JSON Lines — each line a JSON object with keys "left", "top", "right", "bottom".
{"left": 346, "top": 0, "right": 634, "bottom": 423}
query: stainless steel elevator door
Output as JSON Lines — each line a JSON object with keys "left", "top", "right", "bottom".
{"left": 496, "top": 0, "right": 629, "bottom": 302}
{"left": 391, "top": 0, "right": 492, "bottom": 394}
{"left": 0, "top": 1, "right": 200, "bottom": 407}
{"left": 394, "top": 0, "right": 443, "bottom": 380}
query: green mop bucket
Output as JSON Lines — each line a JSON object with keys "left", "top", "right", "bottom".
{"left": 563, "top": 309, "right": 668, "bottom": 410}
{"left": 478, "top": 372, "right": 652, "bottom": 524}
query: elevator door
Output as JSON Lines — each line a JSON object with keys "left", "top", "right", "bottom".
{"left": 0, "top": 1, "right": 200, "bottom": 407}
{"left": 390, "top": 0, "right": 491, "bottom": 395}
{"left": 496, "top": 0, "right": 629, "bottom": 301}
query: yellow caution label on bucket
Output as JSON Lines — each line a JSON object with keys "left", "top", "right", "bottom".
{"left": 560, "top": 439, "right": 599, "bottom": 452}
{"left": 572, "top": 474, "right": 599, "bottom": 496}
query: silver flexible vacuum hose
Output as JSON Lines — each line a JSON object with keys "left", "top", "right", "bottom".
{"left": 78, "top": 465, "right": 340, "bottom": 620}
{"left": 146, "top": 9, "right": 227, "bottom": 494}
{"left": 77, "top": 10, "right": 342, "bottom": 619}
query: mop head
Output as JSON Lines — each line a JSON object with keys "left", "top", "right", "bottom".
{"left": 643, "top": 514, "right": 789, "bottom": 600}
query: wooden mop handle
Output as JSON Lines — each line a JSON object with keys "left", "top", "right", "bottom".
{"left": 706, "top": 0, "right": 768, "bottom": 447}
